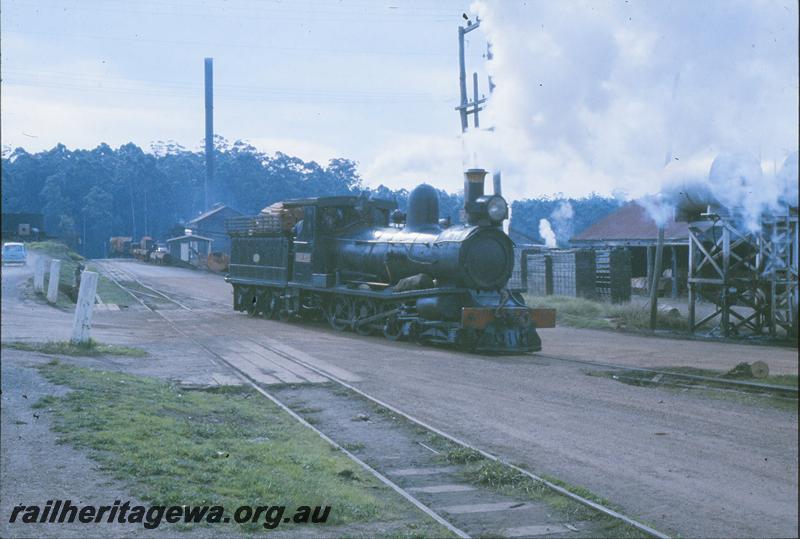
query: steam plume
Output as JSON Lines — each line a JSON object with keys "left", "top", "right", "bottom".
{"left": 467, "top": 0, "right": 798, "bottom": 214}
{"left": 539, "top": 218, "right": 557, "bottom": 248}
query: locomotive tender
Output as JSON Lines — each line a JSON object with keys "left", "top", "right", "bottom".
{"left": 225, "top": 168, "right": 552, "bottom": 352}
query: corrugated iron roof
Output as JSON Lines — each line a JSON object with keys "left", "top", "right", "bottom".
{"left": 571, "top": 201, "right": 688, "bottom": 242}
{"left": 187, "top": 204, "right": 242, "bottom": 225}
{"left": 166, "top": 234, "right": 213, "bottom": 243}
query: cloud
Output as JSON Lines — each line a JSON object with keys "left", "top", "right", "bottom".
{"left": 0, "top": 89, "right": 196, "bottom": 152}
{"left": 361, "top": 134, "right": 464, "bottom": 191}
{"left": 245, "top": 137, "right": 340, "bottom": 166}
{"left": 466, "top": 0, "right": 798, "bottom": 201}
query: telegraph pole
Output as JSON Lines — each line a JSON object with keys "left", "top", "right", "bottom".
{"left": 456, "top": 19, "right": 485, "bottom": 132}
{"left": 204, "top": 57, "right": 214, "bottom": 211}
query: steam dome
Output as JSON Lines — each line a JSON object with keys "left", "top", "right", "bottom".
{"left": 405, "top": 184, "right": 440, "bottom": 230}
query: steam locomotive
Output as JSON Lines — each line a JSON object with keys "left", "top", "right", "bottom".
{"left": 225, "top": 169, "right": 553, "bottom": 352}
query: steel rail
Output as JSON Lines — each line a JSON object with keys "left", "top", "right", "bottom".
{"left": 92, "top": 265, "right": 470, "bottom": 538}
{"left": 536, "top": 354, "right": 798, "bottom": 395}
{"left": 99, "top": 260, "right": 191, "bottom": 310}
{"left": 168, "top": 326, "right": 470, "bottom": 539}
{"left": 94, "top": 261, "right": 156, "bottom": 312}
{"left": 96, "top": 266, "right": 670, "bottom": 538}
{"left": 257, "top": 339, "right": 672, "bottom": 539}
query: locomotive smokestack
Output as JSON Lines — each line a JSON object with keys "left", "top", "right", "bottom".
{"left": 492, "top": 171, "right": 502, "bottom": 196}
{"left": 464, "top": 168, "right": 487, "bottom": 207}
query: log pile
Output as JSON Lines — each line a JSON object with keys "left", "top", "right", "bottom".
{"left": 226, "top": 203, "right": 303, "bottom": 236}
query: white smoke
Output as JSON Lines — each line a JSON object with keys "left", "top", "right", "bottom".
{"left": 548, "top": 201, "right": 574, "bottom": 245}
{"left": 656, "top": 150, "right": 798, "bottom": 230}
{"left": 637, "top": 193, "right": 674, "bottom": 228}
{"left": 466, "top": 1, "right": 798, "bottom": 212}
{"left": 777, "top": 151, "right": 799, "bottom": 207}
{"left": 539, "top": 218, "right": 557, "bottom": 248}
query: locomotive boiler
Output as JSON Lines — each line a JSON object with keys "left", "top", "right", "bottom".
{"left": 225, "top": 169, "right": 553, "bottom": 352}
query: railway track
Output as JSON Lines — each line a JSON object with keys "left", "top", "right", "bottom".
{"left": 96, "top": 260, "right": 797, "bottom": 397}
{"left": 94, "top": 260, "right": 671, "bottom": 539}
{"left": 94, "top": 260, "right": 229, "bottom": 311}
{"left": 536, "top": 354, "right": 798, "bottom": 396}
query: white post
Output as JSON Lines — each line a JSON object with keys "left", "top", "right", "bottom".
{"left": 46, "top": 260, "right": 62, "bottom": 303}
{"left": 71, "top": 271, "right": 98, "bottom": 344}
{"left": 34, "top": 258, "right": 45, "bottom": 293}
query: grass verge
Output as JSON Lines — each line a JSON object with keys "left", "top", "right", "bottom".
{"left": 87, "top": 263, "right": 137, "bottom": 307}
{"left": 33, "top": 362, "right": 415, "bottom": 533}
{"left": 5, "top": 340, "right": 148, "bottom": 357}
{"left": 27, "top": 241, "right": 132, "bottom": 307}
{"left": 27, "top": 241, "right": 85, "bottom": 262}
{"left": 525, "top": 295, "right": 695, "bottom": 332}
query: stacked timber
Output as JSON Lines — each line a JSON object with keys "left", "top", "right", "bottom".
{"left": 595, "top": 248, "right": 632, "bottom": 303}
{"left": 551, "top": 249, "right": 596, "bottom": 298}
{"left": 226, "top": 203, "right": 303, "bottom": 236}
{"left": 526, "top": 252, "right": 553, "bottom": 296}
{"left": 109, "top": 236, "right": 133, "bottom": 257}
{"left": 207, "top": 252, "right": 230, "bottom": 273}
{"left": 257, "top": 202, "right": 303, "bottom": 232}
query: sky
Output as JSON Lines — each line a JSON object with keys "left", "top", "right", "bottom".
{"left": 2, "top": 0, "right": 798, "bottom": 204}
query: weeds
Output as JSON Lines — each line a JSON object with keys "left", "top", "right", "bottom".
{"left": 524, "top": 295, "right": 695, "bottom": 332}
{"left": 27, "top": 241, "right": 132, "bottom": 307}
{"left": 27, "top": 241, "right": 85, "bottom": 261}
{"left": 457, "top": 459, "right": 648, "bottom": 537}
{"left": 4, "top": 340, "right": 148, "bottom": 358}
{"left": 342, "top": 442, "right": 366, "bottom": 452}
{"left": 444, "top": 447, "right": 484, "bottom": 464}
{"left": 32, "top": 362, "right": 410, "bottom": 532}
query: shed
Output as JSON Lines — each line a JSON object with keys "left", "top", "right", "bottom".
{"left": 186, "top": 203, "right": 242, "bottom": 254}
{"left": 2, "top": 212, "right": 44, "bottom": 240}
{"left": 571, "top": 201, "right": 689, "bottom": 297}
{"left": 166, "top": 233, "right": 213, "bottom": 266}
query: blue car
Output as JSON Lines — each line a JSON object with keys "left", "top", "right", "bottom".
{"left": 2, "top": 242, "right": 27, "bottom": 265}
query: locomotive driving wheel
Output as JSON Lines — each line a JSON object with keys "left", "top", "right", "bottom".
{"left": 456, "top": 328, "right": 477, "bottom": 352}
{"left": 327, "top": 296, "right": 353, "bottom": 331}
{"left": 244, "top": 288, "right": 260, "bottom": 317}
{"left": 353, "top": 298, "right": 377, "bottom": 336}
{"left": 382, "top": 302, "right": 402, "bottom": 341}
{"left": 262, "top": 289, "right": 280, "bottom": 319}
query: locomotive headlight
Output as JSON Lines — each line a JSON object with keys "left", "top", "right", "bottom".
{"left": 486, "top": 196, "right": 508, "bottom": 222}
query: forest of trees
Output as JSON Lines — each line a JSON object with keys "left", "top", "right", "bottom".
{"left": 1, "top": 138, "right": 619, "bottom": 258}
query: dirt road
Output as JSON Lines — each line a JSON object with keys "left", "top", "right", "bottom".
{"left": 2, "top": 259, "right": 797, "bottom": 538}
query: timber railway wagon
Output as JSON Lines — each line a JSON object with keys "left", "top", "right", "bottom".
{"left": 225, "top": 169, "right": 553, "bottom": 353}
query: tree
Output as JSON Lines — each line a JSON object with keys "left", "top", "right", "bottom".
{"left": 1, "top": 137, "right": 468, "bottom": 254}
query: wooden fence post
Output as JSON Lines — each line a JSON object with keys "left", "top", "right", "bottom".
{"left": 46, "top": 260, "right": 61, "bottom": 303}
{"left": 71, "top": 271, "right": 98, "bottom": 344}
{"left": 34, "top": 258, "right": 45, "bottom": 293}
